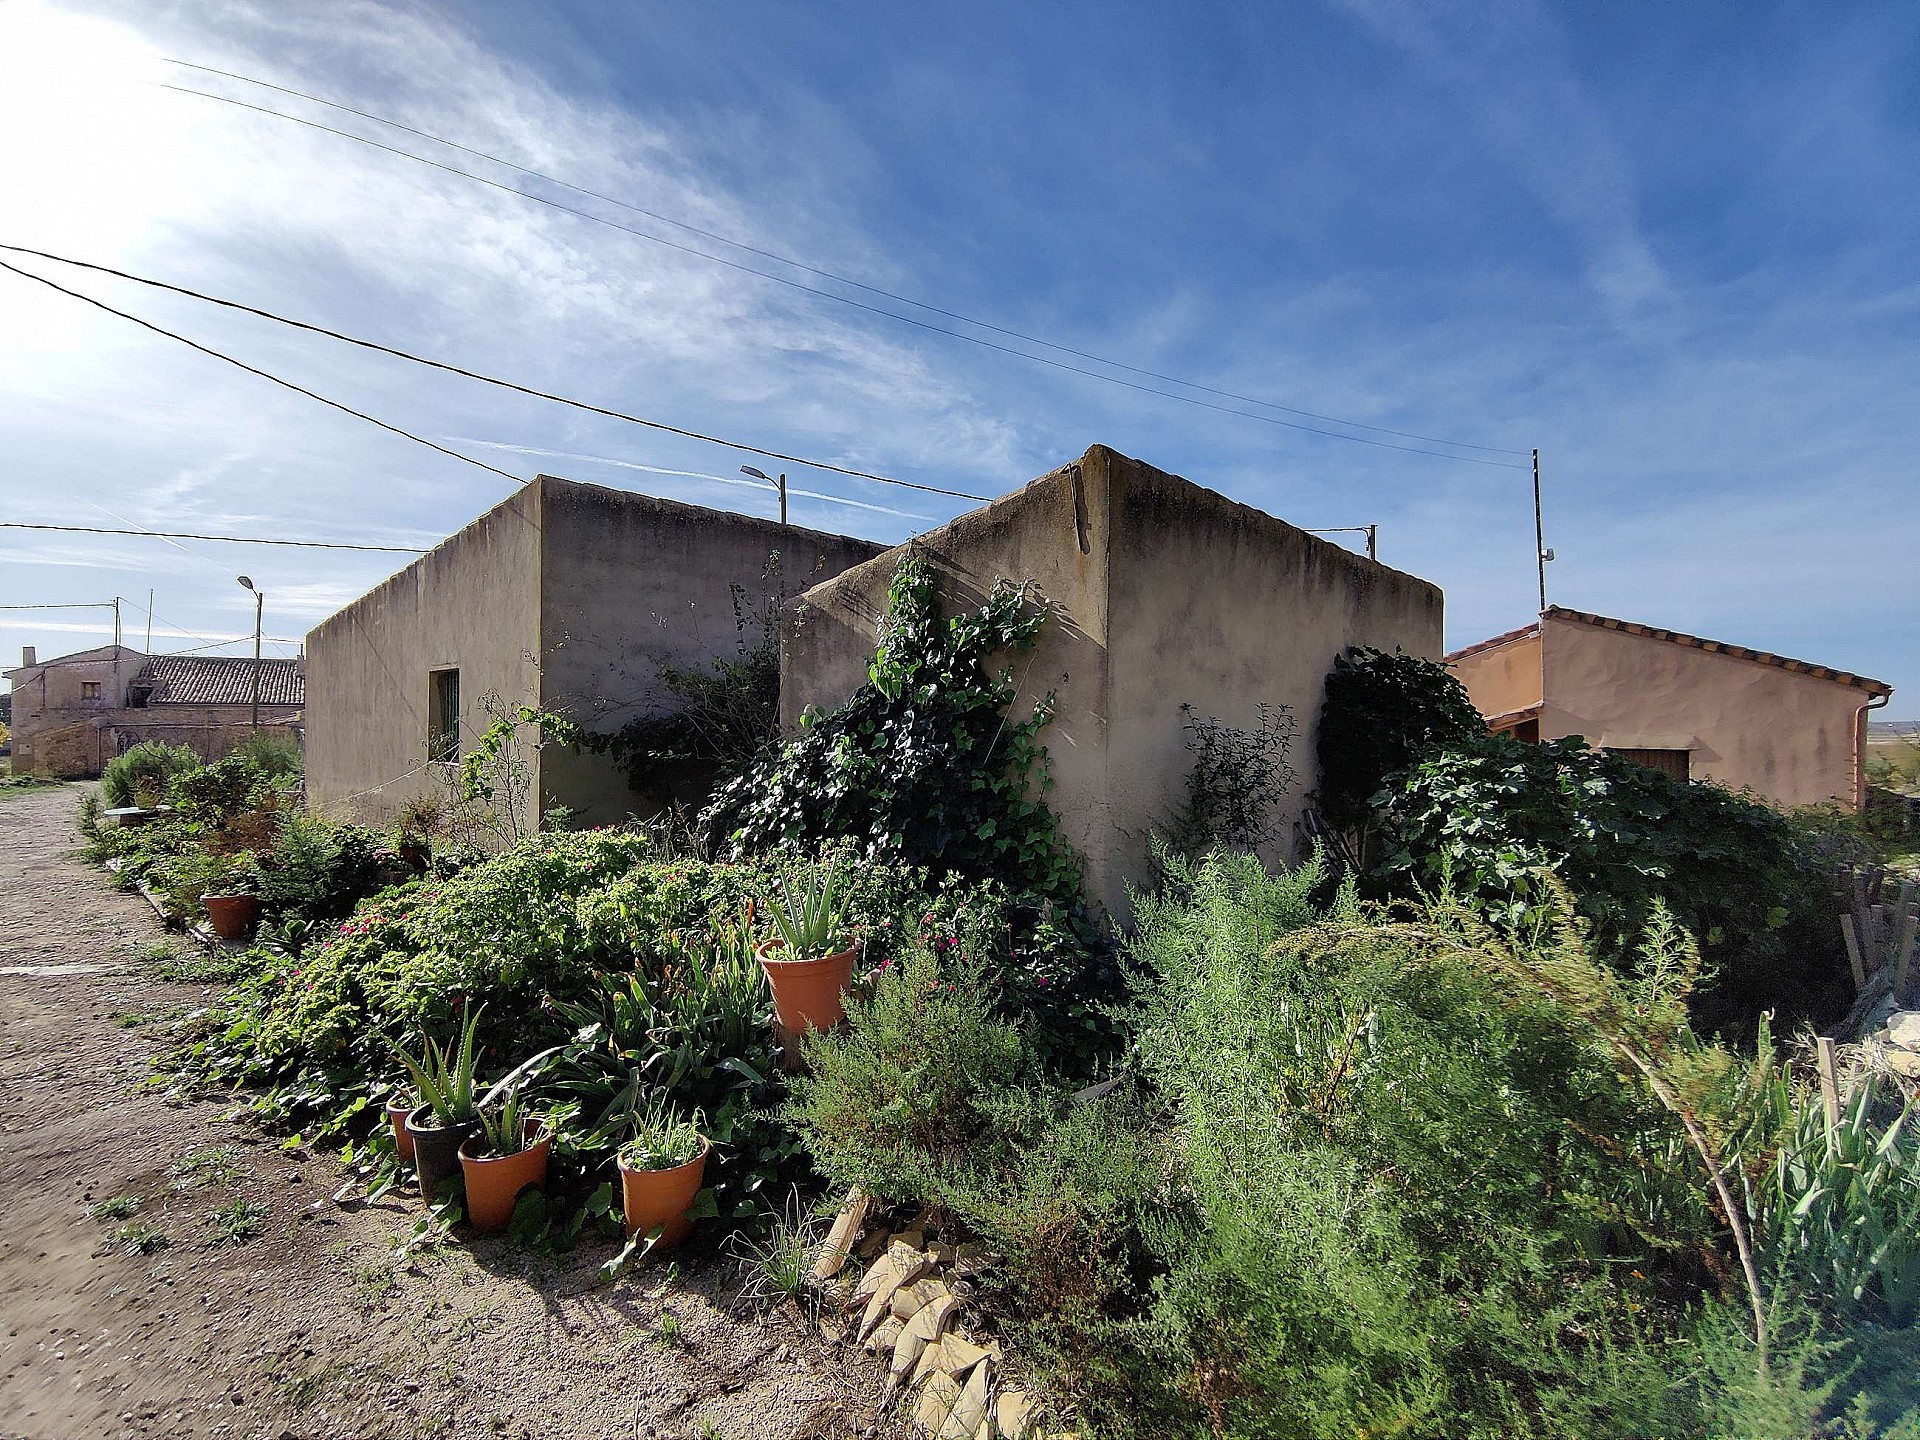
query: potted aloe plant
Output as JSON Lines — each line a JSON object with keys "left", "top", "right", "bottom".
{"left": 397, "top": 1006, "right": 486, "bottom": 1204}
{"left": 756, "top": 862, "right": 859, "bottom": 1034}
{"left": 615, "top": 1097, "right": 709, "bottom": 1252}
{"left": 458, "top": 1087, "right": 552, "bottom": 1232}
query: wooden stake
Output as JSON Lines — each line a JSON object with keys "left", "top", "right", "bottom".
{"left": 1894, "top": 905, "right": 1918, "bottom": 1007}
{"left": 1815, "top": 1037, "right": 1841, "bottom": 1129}
{"left": 1841, "top": 914, "right": 1867, "bottom": 991}
{"left": 813, "top": 1185, "right": 871, "bottom": 1283}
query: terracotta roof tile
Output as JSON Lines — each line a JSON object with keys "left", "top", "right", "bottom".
{"left": 133, "top": 655, "right": 304, "bottom": 707}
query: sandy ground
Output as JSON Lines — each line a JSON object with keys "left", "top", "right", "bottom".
{"left": 0, "top": 785, "right": 906, "bottom": 1440}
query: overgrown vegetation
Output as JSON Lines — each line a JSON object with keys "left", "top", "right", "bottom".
{"left": 1316, "top": 645, "right": 1486, "bottom": 835}
{"left": 793, "top": 852, "right": 1920, "bottom": 1439}
{"left": 73, "top": 548, "right": 1910, "bottom": 1439}
{"left": 1371, "top": 732, "right": 1844, "bottom": 1032}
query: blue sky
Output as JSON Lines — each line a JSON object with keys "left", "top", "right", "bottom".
{"left": 2, "top": 0, "right": 1915, "bottom": 713}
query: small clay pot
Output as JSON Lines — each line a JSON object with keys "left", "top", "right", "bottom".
{"left": 617, "top": 1137, "right": 710, "bottom": 1251}
{"left": 407, "top": 1106, "right": 481, "bottom": 1206}
{"left": 458, "top": 1122, "right": 551, "bottom": 1232}
{"left": 386, "top": 1096, "right": 416, "bottom": 1166}
{"left": 757, "top": 940, "right": 860, "bottom": 1035}
{"left": 202, "top": 893, "right": 260, "bottom": 942}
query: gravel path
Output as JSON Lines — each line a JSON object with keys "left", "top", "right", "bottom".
{"left": 0, "top": 786, "right": 902, "bottom": 1440}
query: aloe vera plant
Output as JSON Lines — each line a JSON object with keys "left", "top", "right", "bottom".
{"left": 761, "top": 862, "right": 846, "bottom": 960}
{"left": 397, "top": 1005, "right": 485, "bottom": 1126}
{"left": 477, "top": 1087, "right": 540, "bottom": 1159}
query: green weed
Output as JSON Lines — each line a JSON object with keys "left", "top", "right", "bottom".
{"left": 208, "top": 1198, "right": 267, "bottom": 1244}
{"left": 87, "top": 1194, "right": 140, "bottom": 1221}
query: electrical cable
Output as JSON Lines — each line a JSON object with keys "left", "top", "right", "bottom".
{"left": 0, "top": 259, "right": 522, "bottom": 485}
{"left": 0, "top": 247, "right": 991, "bottom": 502}
{"left": 154, "top": 80, "right": 1531, "bottom": 471}
{"left": 0, "top": 520, "right": 425, "bottom": 553}
{"left": 165, "top": 58, "right": 1530, "bottom": 459}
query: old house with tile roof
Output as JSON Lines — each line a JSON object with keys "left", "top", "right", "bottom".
{"left": 1446, "top": 606, "right": 1891, "bottom": 810}
{"left": 2, "top": 645, "right": 303, "bottom": 777}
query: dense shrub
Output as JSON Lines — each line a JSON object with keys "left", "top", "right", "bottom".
{"left": 1316, "top": 646, "right": 1485, "bottom": 833}
{"left": 253, "top": 812, "right": 389, "bottom": 924}
{"left": 706, "top": 551, "right": 1084, "bottom": 911}
{"left": 1371, "top": 733, "right": 1839, "bottom": 1029}
{"left": 101, "top": 740, "right": 200, "bottom": 808}
{"left": 230, "top": 729, "right": 302, "bottom": 780}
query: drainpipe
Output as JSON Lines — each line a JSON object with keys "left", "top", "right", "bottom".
{"left": 1859, "top": 691, "right": 1891, "bottom": 812}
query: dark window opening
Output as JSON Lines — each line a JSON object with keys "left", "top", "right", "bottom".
{"left": 429, "top": 668, "right": 460, "bottom": 763}
{"left": 1608, "top": 747, "right": 1691, "bottom": 783}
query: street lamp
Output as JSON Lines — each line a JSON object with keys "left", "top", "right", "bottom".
{"left": 236, "top": 575, "right": 263, "bottom": 732}
{"left": 741, "top": 465, "right": 787, "bottom": 526}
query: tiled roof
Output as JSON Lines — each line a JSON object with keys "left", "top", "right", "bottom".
{"left": 1543, "top": 607, "right": 1891, "bottom": 696}
{"left": 1444, "top": 622, "right": 1542, "bottom": 664}
{"left": 134, "top": 655, "right": 304, "bottom": 708}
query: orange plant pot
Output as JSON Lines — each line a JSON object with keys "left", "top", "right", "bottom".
{"left": 202, "top": 893, "right": 260, "bottom": 942}
{"left": 386, "top": 1096, "right": 416, "bottom": 1165}
{"left": 757, "top": 940, "right": 860, "bottom": 1035}
{"left": 617, "top": 1138, "right": 710, "bottom": 1251}
{"left": 458, "top": 1124, "right": 551, "bottom": 1233}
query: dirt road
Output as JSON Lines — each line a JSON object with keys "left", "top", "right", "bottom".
{"left": 0, "top": 786, "right": 896, "bottom": 1440}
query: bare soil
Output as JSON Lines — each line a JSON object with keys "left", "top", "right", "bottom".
{"left": 0, "top": 786, "right": 904, "bottom": 1440}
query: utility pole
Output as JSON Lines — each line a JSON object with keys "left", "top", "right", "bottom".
{"left": 1532, "top": 448, "right": 1550, "bottom": 613}
{"left": 112, "top": 596, "right": 122, "bottom": 649}
{"left": 237, "top": 576, "right": 264, "bottom": 731}
{"left": 145, "top": 589, "right": 153, "bottom": 652}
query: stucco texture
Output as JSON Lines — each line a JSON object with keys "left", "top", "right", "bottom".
{"left": 305, "top": 477, "right": 883, "bottom": 830}
{"left": 782, "top": 444, "right": 1445, "bottom": 918}
{"left": 1448, "top": 609, "right": 1888, "bottom": 810}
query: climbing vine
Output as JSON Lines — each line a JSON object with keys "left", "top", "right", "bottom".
{"left": 703, "top": 550, "right": 1084, "bottom": 910}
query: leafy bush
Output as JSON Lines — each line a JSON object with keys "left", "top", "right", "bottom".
{"left": 1165, "top": 702, "right": 1297, "bottom": 854}
{"left": 169, "top": 753, "right": 273, "bottom": 829}
{"left": 1372, "top": 733, "right": 1839, "bottom": 1029}
{"left": 253, "top": 812, "right": 389, "bottom": 924}
{"left": 102, "top": 740, "right": 200, "bottom": 808}
{"left": 707, "top": 551, "right": 1083, "bottom": 910}
{"left": 1316, "top": 645, "right": 1485, "bottom": 833}
{"left": 230, "top": 730, "right": 302, "bottom": 780}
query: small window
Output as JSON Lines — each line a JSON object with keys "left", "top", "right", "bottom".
{"left": 1608, "top": 747, "right": 1690, "bottom": 783}
{"left": 81, "top": 681, "right": 102, "bottom": 701}
{"left": 428, "top": 668, "right": 460, "bottom": 762}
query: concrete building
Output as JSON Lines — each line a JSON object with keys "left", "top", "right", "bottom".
{"left": 1446, "top": 606, "right": 1892, "bottom": 810}
{"left": 304, "top": 474, "right": 885, "bottom": 828}
{"left": 2, "top": 644, "right": 303, "bottom": 777}
{"left": 782, "top": 444, "right": 1446, "bottom": 917}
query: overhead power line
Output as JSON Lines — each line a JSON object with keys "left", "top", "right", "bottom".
{"left": 0, "top": 259, "right": 522, "bottom": 485}
{"left": 166, "top": 59, "right": 1528, "bottom": 460}
{"left": 0, "top": 521, "right": 426, "bottom": 554}
{"left": 0, "top": 247, "right": 992, "bottom": 502}
{"left": 157, "top": 72, "right": 1530, "bottom": 472}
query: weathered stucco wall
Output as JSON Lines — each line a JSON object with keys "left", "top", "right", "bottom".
{"left": 305, "top": 486, "right": 543, "bottom": 825}
{"left": 1104, "top": 448, "right": 1444, "bottom": 901}
{"left": 783, "top": 444, "right": 1446, "bottom": 919}
{"left": 1448, "top": 631, "right": 1544, "bottom": 725}
{"left": 1539, "top": 613, "right": 1875, "bottom": 809}
{"left": 537, "top": 479, "right": 885, "bottom": 826}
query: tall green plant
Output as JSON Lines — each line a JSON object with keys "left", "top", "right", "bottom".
{"left": 760, "top": 861, "right": 846, "bottom": 957}
{"left": 1316, "top": 646, "right": 1484, "bottom": 833}
{"left": 397, "top": 1005, "right": 486, "bottom": 1125}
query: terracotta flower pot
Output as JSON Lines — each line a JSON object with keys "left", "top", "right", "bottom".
{"left": 458, "top": 1122, "right": 551, "bottom": 1232}
{"left": 617, "top": 1137, "right": 710, "bottom": 1251}
{"left": 386, "top": 1096, "right": 416, "bottom": 1166}
{"left": 757, "top": 939, "right": 860, "bottom": 1035}
{"left": 202, "top": 893, "right": 260, "bottom": 942}
{"left": 407, "top": 1106, "right": 481, "bottom": 1206}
